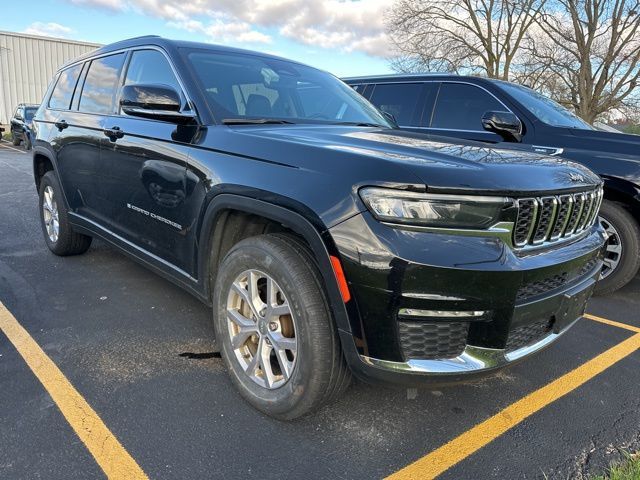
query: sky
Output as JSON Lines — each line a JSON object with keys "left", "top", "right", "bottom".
{"left": 2, "top": 0, "right": 394, "bottom": 77}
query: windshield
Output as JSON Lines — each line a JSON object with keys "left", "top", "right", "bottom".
{"left": 24, "top": 107, "right": 37, "bottom": 122}
{"left": 497, "top": 82, "right": 593, "bottom": 130}
{"left": 184, "top": 49, "right": 391, "bottom": 127}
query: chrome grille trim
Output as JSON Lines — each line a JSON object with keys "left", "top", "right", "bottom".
{"left": 513, "top": 187, "right": 602, "bottom": 248}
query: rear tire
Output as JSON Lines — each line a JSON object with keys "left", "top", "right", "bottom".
{"left": 212, "top": 233, "right": 350, "bottom": 420}
{"left": 39, "top": 171, "right": 92, "bottom": 256}
{"left": 12, "top": 134, "right": 21, "bottom": 146}
{"left": 594, "top": 200, "right": 640, "bottom": 295}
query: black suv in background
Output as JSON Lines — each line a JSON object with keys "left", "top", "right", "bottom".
{"left": 10, "top": 103, "right": 38, "bottom": 149}
{"left": 32, "top": 37, "right": 605, "bottom": 419}
{"left": 345, "top": 75, "right": 640, "bottom": 295}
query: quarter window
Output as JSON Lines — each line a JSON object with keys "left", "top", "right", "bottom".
{"left": 123, "top": 49, "right": 184, "bottom": 110}
{"left": 48, "top": 64, "right": 83, "bottom": 110}
{"left": 369, "top": 83, "right": 424, "bottom": 126}
{"left": 79, "top": 53, "right": 126, "bottom": 114}
{"left": 431, "top": 83, "right": 504, "bottom": 131}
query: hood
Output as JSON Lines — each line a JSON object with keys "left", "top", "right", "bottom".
{"left": 228, "top": 126, "right": 601, "bottom": 194}
{"left": 568, "top": 128, "right": 640, "bottom": 157}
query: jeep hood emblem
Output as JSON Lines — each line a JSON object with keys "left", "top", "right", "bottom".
{"left": 569, "top": 173, "right": 585, "bottom": 182}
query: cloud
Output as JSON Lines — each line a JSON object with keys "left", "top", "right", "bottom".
{"left": 23, "top": 22, "right": 74, "bottom": 38}
{"left": 69, "top": 0, "right": 127, "bottom": 12}
{"left": 65, "top": 0, "right": 391, "bottom": 57}
{"left": 168, "top": 16, "right": 272, "bottom": 44}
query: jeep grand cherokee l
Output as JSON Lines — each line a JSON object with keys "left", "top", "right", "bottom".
{"left": 32, "top": 37, "right": 606, "bottom": 419}
{"left": 345, "top": 74, "right": 640, "bottom": 295}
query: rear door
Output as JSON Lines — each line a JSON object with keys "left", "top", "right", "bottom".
{"left": 98, "top": 48, "right": 195, "bottom": 273}
{"left": 422, "top": 82, "right": 507, "bottom": 143}
{"left": 54, "top": 53, "right": 127, "bottom": 224}
{"left": 367, "top": 82, "right": 432, "bottom": 132}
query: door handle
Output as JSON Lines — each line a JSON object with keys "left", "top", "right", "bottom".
{"left": 103, "top": 126, "right": 125, "bottom": 141}
{"left": 54, "top": 120, "right": 68, "bottom": 131}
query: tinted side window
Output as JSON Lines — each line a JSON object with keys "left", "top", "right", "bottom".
{"left": 123, "top": 49, "right": 184, "bottom": 109}
{"left": 48, "top": 64, "right": 83, "bottom": 110}
{"left": 369, "top": 83, "right": 423, "bottom": 126}
{"left": 431, "top": 83, "right": 504, "bottom": 130}
{"left": 79, "top": 54, "right": 126, "bottom": 114}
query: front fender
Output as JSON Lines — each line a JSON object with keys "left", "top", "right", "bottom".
{"left": 196, "top": 193, "right": 358, "bottom": 337}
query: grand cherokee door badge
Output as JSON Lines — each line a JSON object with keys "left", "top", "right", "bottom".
{"left": 126, "top": 203, "right": 183, "bottom": 230}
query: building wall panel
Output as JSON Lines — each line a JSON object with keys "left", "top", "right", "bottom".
{"left": 0, "top": 31, "right": 100, "bottom": 124}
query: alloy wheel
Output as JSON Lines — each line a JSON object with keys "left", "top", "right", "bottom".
{"left": 599, "top": 216, "right": 622, "bottom": 280}
{"left": 42, "top": 185, "right": 59, "bottom": 243}
{"left": 226, "top": 269, "right": 298, "bottom": 389}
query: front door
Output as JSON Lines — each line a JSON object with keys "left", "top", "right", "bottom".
{"left": 421, "top": 82, "right": 507, "bottom": 143}
{"left": 99, "top": 48, "right": 195, "bottom": 273}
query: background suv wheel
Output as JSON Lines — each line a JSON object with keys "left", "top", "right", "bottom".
{"left": 595, "top": 200, "right": 640, "bottom": 295}
{"left": 212, "top": 233, "right": 350, "bottom": 420}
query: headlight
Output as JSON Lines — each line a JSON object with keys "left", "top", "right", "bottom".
{"left": 359, "top": 187, "right": 511, "bottom": 229}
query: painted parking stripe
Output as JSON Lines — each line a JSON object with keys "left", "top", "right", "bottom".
{"left": 584, "top": 313, "right": 640, "bottom": 333}
{"left": 387, "top": 321, "right": 640, "bottom": 479}
{"left": 0, "top": 141, "right": 27, "bottom": 154}
{"left": 0, "top": 302, "right": 148, "bottom": 479}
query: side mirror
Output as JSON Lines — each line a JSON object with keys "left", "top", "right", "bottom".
{"left": 120, "top": 84, "right": 195, "bottom": 124}
{"left": 481, "top": 111, "right": 522, "bottom": 142}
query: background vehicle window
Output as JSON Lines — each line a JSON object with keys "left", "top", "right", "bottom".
{"left": 123, "top": 49, "right": 184, "bottom": 109}
{"left": 369, "top": 83, "right": 423, "bottom": 126}
{"left": 48, "top": 64, "right": 83, "bottom": 110}
{"left": 497, "top": 81, "right": 593, "bottom": 129}
{"left": 431, "top": 83, "right": 504, "bottom": 130}
{"left": 79, "top": 53, "right": 126, "bottom": 114}
{"left": 24, "top": 107, "right": 37, "bottom": 121}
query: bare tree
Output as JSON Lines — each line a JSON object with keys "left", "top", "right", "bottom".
{"left": 387, "top": 0, "right": 546, "bottom": 79}
{"left": 531, "top": 0, "right": 640, "bottom": 123}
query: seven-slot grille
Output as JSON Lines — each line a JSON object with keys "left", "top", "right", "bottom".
{"left": 513, "top": 188, "right": 602, "bottom": 247}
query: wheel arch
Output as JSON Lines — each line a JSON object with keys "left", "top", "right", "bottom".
{"left": 33, "top": 146, "right": 57, "bottom": 192}
{"left": 197, "top": 194, "right": 354, "bottom": 335}
{"left": 601, "top": 175, "right": 640, "bottom": 220}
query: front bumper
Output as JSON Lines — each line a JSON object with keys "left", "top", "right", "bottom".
{"left": 330, "top": 211, "right": 606, "bottom": 385}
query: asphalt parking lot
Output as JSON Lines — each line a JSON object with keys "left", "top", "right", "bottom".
{"left": 1, "top": 142, "right": 639, "bottom": 480}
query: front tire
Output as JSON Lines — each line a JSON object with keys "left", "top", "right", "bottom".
{"left": 594, "top": 200, "right": 640, "bottom": 295}
{"left": 12, "top": 134, "right": 21, "bottom": 146}
{"left": 39, "top": 171, "right": 92, "bottom": 256}
{"left": 213, "top": 234, "right": 350, "bottom": 420}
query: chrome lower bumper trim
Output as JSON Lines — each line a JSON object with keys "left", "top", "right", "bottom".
{"left": 360, "top": 318, "right": 579, "bottom": 375}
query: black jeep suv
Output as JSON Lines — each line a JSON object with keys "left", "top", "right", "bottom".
{"left": 345, "top": 74, "right": 640, "bottom": 295}
{"left": 10, "top": 103, "right": 38, "bottom": 149}
{"left": 32, "top": 37, "right": 605, "bottom": 419}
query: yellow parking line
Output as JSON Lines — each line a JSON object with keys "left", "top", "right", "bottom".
{"left": 584, "top": 313, "right": 640, "bottom": 333}
{"left": 388, "top": 332, "right": 640, "bottom": 479}
{"left": 0, "top": 302, "right": 147, "bottom": 479}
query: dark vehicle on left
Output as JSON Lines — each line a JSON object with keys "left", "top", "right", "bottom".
{"left": 10, "top": 103, "right": 38, "bottom": 149}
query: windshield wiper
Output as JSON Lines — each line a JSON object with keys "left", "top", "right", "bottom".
{"left": 331, "top": 121, "right": 389, "bottom": 128}
{"left": 222, "top": 118, "right": 296, "bottom": 125}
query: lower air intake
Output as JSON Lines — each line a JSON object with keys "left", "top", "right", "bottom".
{"left": 398, "top": 321, "right": 469, "bottom": 360}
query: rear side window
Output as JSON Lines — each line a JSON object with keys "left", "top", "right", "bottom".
{"left": 123, "top": 49, "right": 184, "bottom": 109}
{"left": 48, "top": 64, "right": 83, "bottom": 110}
{"left": 369, "top": 83, "right": 424, "bottom": 126}
{"left": 430, "top": 83, "right": 504, "bottom": 131}
{"left": 79, "top": 53, "right": 126, "bottom": 114}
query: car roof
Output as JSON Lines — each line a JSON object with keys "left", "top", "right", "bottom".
{"left": 343, "top": 73, "right": 497, "bottom": 85}
{"left": 60, "top": 35, "right": 313, "bottom": 72}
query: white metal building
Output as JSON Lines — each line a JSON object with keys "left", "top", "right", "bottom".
{"left": 0, "top": 31, "right": 101, "bottom": 124}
